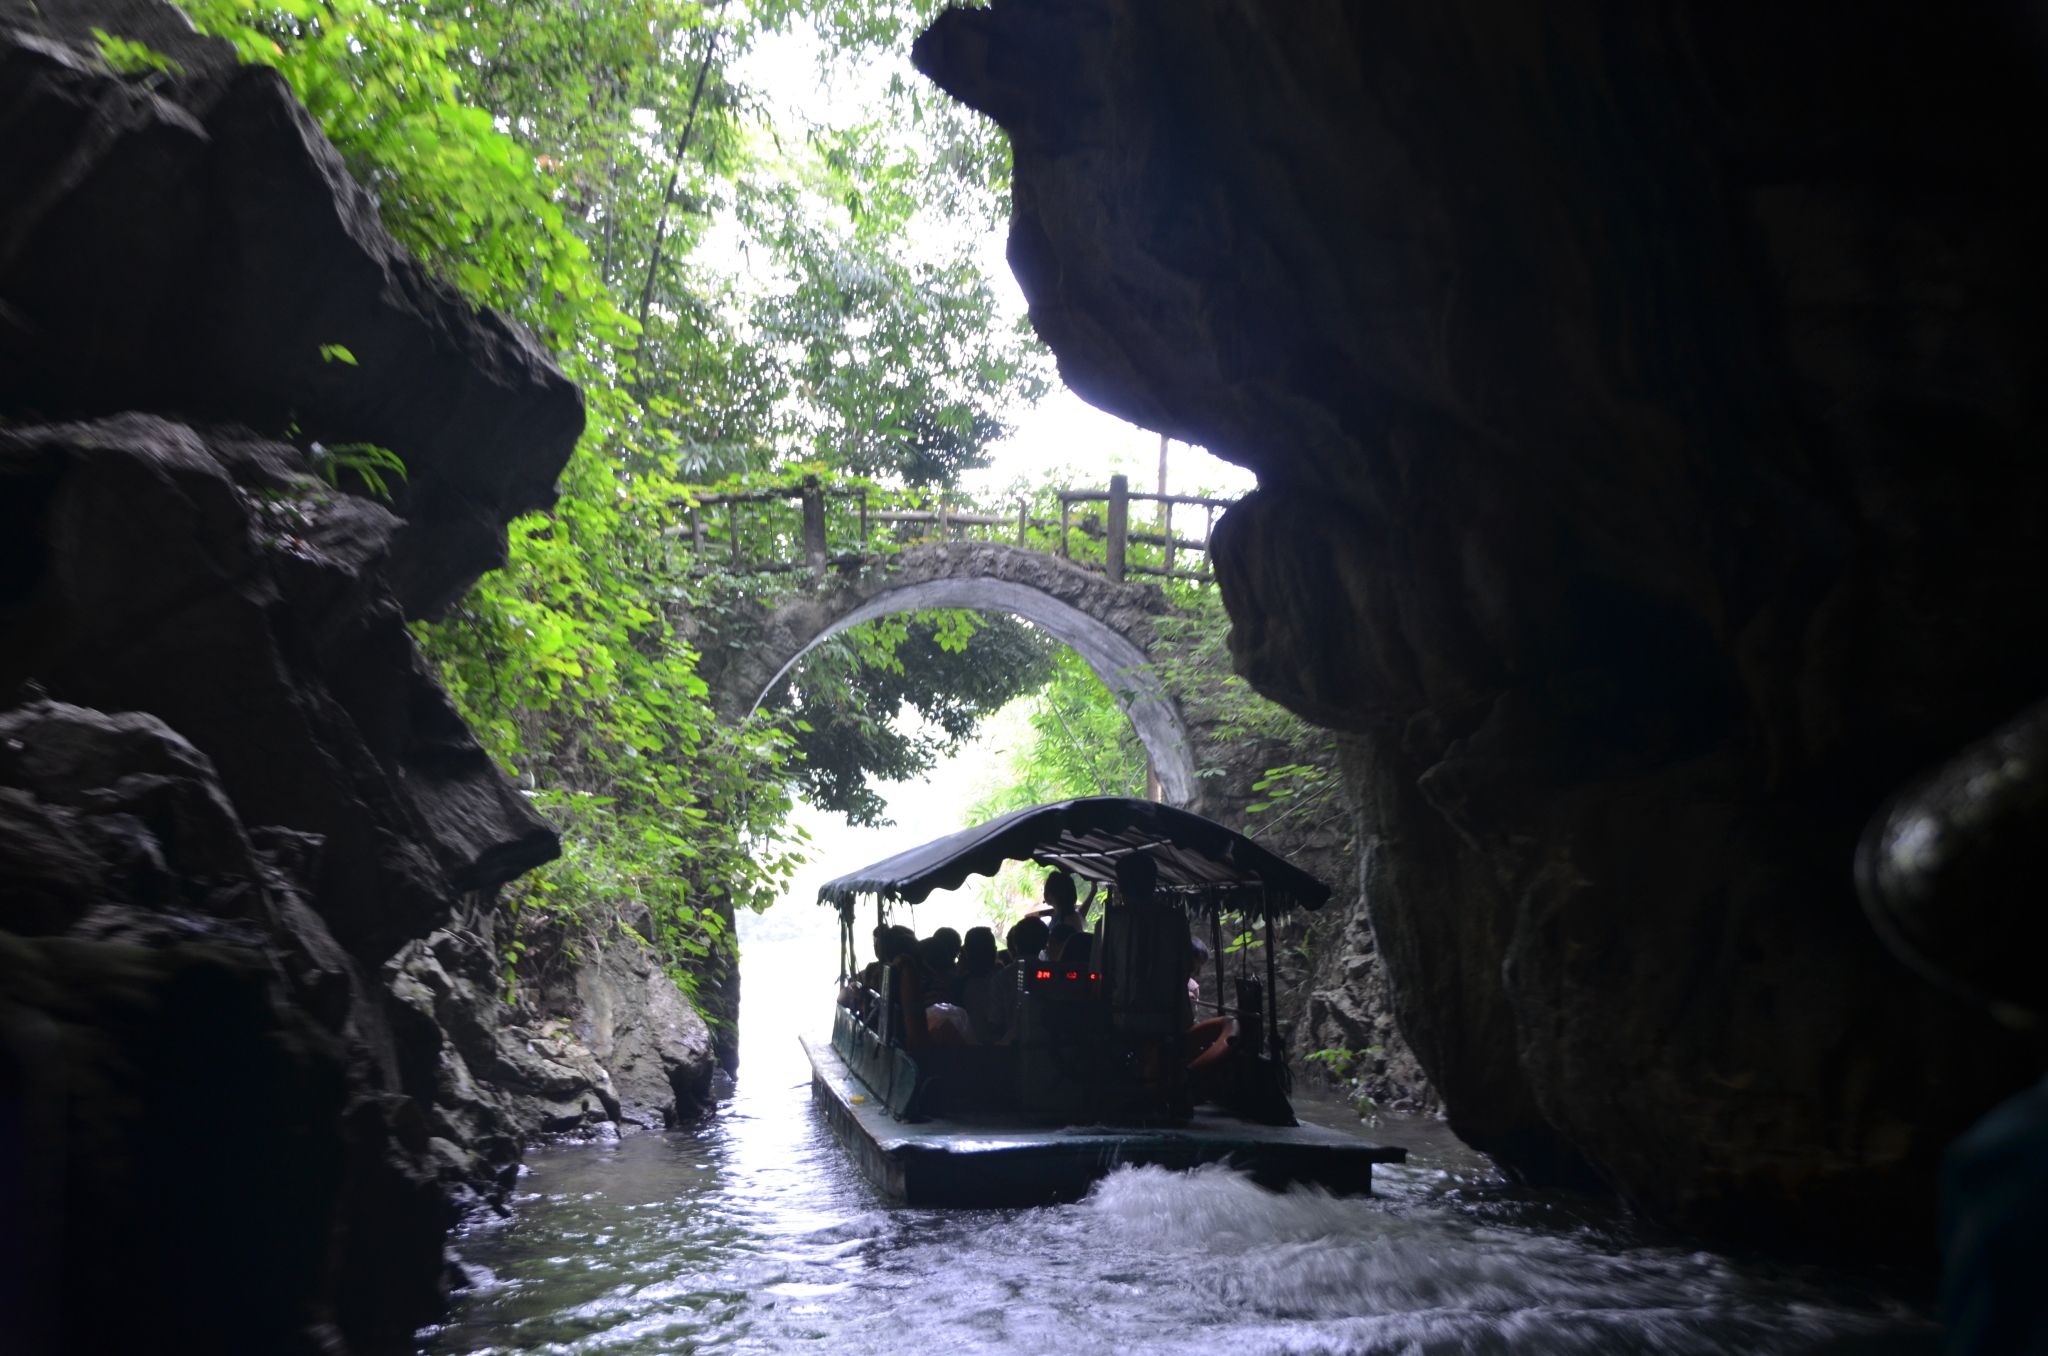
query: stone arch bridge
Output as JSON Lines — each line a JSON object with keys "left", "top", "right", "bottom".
{"left": 682, "top": 473, "right": 1244, "bottom": 809}
{"left": 697, "top": 541, "right": 1200, "bottom": 806}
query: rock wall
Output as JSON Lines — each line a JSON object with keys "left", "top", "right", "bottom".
{"left": 387, "top": 905, "right": 725, "bottom": 1181}
{"left": 917, "top": 0, "right": 2048, "bottom": 1250}
{"left": 0, "top": 13, "right": 694, "bottom": 1352}
{"left": 1165, "top": 651, "right": 1435, "bottom": 1115}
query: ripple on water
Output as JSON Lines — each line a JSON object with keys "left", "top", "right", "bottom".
{"left": 424, "top": 936, "right": 1935, "bottom": 1356}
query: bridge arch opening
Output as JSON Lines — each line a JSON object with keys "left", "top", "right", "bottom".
{"left": 747, "top": 577, "right": 1196, "bottom": 806}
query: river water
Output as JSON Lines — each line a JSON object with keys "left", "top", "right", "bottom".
{"left": 423, "top": 928, "right": 1937, "bottom": 1356}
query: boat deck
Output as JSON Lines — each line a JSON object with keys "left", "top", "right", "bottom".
{"left": 802, "top": 1035, "right": 1407, "bottom": 1207}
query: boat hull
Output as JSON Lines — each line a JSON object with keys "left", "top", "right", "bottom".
{"left": 802, "top": 1035, "right": 1406, "bottom": 1207}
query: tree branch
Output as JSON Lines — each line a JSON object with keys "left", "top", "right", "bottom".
{"left": 636, "top": 21, "right": 722, "bottom": 335}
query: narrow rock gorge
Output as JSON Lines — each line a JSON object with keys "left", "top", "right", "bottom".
{"left": 9, "top": 0, "right": 2045, "bottom": 1346}
{"left": 917, "top": 0, "right": 2048, "bottom": 1252}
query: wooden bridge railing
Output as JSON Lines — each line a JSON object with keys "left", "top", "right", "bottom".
{"left": 669, "top": 473, "right": 1234, "bottom": 584}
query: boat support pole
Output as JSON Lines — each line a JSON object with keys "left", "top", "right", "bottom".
{"left": 1211, "top": 910, "right": 1225, "bottom": 1019}
{"left": 1263, "top": 893, "right": 1282, "bottom": 1064}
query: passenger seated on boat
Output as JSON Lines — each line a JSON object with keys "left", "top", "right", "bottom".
{"left": 1044, "top": 921, "right": 1076, "bottom": 963}
{"left": 957, "top": 927, "right": 1001, "bottom": 1035}
{"left": 892, "top": 940, "right": 974, "bottom": 1049}
{"left": 1055, "top": 930, "right": 1093, "bottom": 968}
{"left": 914, "top": 935, "right": 957, "bottom": 1001}
{"left": 1182, "top": 937, "right": 1238, "bottom": 1100}
{"left": 842, "top": 924, "right": 914, "bottom": 1014}
{"left": 961, "top": 926, "right": 997, "bottom": 976}
{"left": 860, "top": 925, "right": 918, "bottom": 1027}
{"left": 925, "top": 927, "right": 964, "bottom": 993}
{"left": 978, "top": 918, "right": 1047, "bottom": 1044}
{"left": 837, "top": 926, "right": 885, "bottom": 1010}
{"left": 1002, "top": 917, "right": 1049, "bottom": 968}
{"left": 1186, "top": 1015, "right": 1238, "bottom": 1102}
{"left": 886, "top": 944, "right": 925, "bottom": 1048}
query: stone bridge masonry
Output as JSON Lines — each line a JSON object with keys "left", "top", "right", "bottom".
{"left": 697, "top": 541, "right": 1201, "bottom": 808}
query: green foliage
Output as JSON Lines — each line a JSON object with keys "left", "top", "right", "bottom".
{"left": 171, "top": 0, "right": 1075, "bottom": 1007}
{"left": 739, "top": 195, "right": 1046, "bottom": 483}
{"left": 969, "top": 647, "right": 1149, "bottom": 819}
{"left": 512, "top": 784, "right": 801, "bottom": 1007}
{"left": 959, "top": 647, "right": 1148, "bottom": 921}
{"left": 1149, "top": 587, "right": 1320, "bottom": 750}
{"left": 176, "top": 0, "right": 627, "bottom": 348}
{"left": 771, "top": 610, "right": 1056, "bottom": 826}
{"left": 309, "top": 440, "right": 406, "bottom": 500}
{"left": 1304, "top": 1044, "right": 1384, "bottom": 1114}
{"left": 92, "top": 27, "right": 184, "bottom": 76}
{"left": 1245, "top": 759, "right": 1344, "bottom": 841}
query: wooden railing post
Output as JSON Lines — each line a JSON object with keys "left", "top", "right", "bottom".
{"left": 728, "top": 502, "right": 741, "bottom": 568}
{"left": 690, "top": 503, "right": 703, "bottom": 553}
{"left": 858, "top": 491, "right": 869, "bottom": 549}
{"left": 1016, "top": 499, "right": 1028, "bottom": 547}
{"left": 800, "top": 475, "right": 827, "bottom": 572}
{"left": 1059, "top": 497, "right": 1071, "bottom": 559}
{"left": 1106, "top": 474, "right": 1129, "bottom": 581}
{"left": 1162, "top": 499, "right": 1176, "bottom": 578}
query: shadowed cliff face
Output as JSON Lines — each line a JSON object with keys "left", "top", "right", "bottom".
{"left": 916, "top": 0, "right": 2048, "bottom": 1249}
{"left": 0, "top": 16, "right": 582, "bottom": 1352}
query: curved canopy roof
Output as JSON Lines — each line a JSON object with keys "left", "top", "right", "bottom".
{"left": 816, "top": 796, "right": 1330, "bottom": 913}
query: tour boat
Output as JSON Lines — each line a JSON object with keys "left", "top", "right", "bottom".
{"left": 802, "top": 796, "right": 1405, "bottom": 1206}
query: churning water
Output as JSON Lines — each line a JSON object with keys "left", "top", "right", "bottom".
{"left": 422, "top": 931, "right": 1935, "bottom": 1356}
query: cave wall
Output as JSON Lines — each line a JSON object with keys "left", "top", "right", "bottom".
{"left": 0, "top": 13, "right": 622, "bottom": 1351}
{"left": 916, "top": 0, "right": 2048, "bottom": 1249}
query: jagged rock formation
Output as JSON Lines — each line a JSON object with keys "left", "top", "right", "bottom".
{"left": 1857, "top": 696, "right": 2048, "bottom": 1032}
{"left": 0, "top": 12, "right": 624, "bottom": 1352}
{"left": 0, "top": 1, "right": 582, "bottom": 616}
{"left": 387, "top": 907, "right": 722, "bottom": 1169}
{"left": 917, "top": 0, "right": 2048, "bottom": 1251}
{"left": 0, "top": 699, "right": 450, "bottom": 1353}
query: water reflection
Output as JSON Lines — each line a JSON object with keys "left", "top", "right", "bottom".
{"left": 424, "top": 933, "right": 1935, "bottom": 1356}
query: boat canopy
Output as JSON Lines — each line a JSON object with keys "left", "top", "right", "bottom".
{"left": 815, "top": 796, "right": 1331, "bottom": 913}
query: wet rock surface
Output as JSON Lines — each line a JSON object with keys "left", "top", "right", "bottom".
{"left": 387, "top": 909, "right": 720, "bottom": 1165}
{"left": 918, "top": 0, "right": 2048, "bottom": 1250}
{"left": 1857, "top": 696, "right": 2048, "bottom": 1031}
{"left": 0, "top": 8, "right": 590, "bottom": 1350}
{"left": 565, "top": 920, "right": 721, "bottom": 1128}
{"left": 0, "top": 700, "right": 447, "bottom": 1354}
